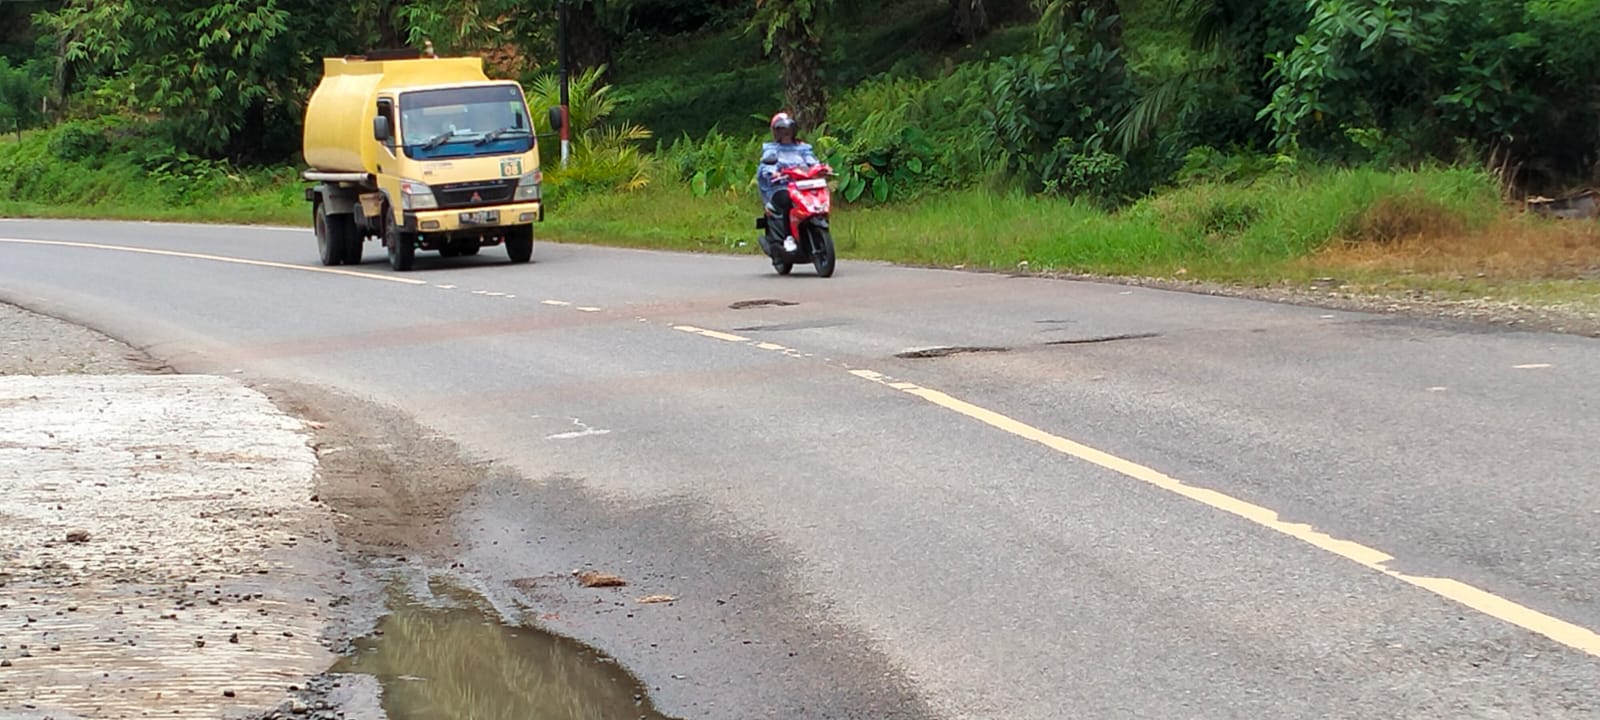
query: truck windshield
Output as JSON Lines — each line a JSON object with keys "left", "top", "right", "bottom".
{"left": 399, "top": 85, "right": 535, "bottom": 161}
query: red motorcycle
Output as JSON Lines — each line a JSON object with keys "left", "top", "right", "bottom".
{"left": 756, "top": 163, "right": 836, "bottom": 278}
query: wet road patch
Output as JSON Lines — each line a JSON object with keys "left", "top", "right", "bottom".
{"left": 332, "top": 583, "right": 673, "bottom": 720}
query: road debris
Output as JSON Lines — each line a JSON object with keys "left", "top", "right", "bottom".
{"left": 1527, "top": 190, "right": 1598, "bottom": 219}
{"left": 577, "top": 571, "right": 627, "bottom": 588}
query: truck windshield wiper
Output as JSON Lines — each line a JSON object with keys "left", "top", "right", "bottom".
{"left": 421, "top": 131, "right": 458, "bottom": 150}
{"left": 477, "top": 127, "right": 531, "bottom": 145}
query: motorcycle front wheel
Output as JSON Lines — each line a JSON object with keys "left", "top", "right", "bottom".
{"left": 807, "top": 225, "right": 836, "bottom": 278}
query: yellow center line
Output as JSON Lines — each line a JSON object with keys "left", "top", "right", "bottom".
{"left": 848, "top": 368, "right": 1600, "bottom": 658}
{"left": 0, "top": 237, "right": 428, "bottom": 285}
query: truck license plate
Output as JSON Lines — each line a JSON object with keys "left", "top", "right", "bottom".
{"left": 459, "top": 210, "right": 499, "bottom": 226}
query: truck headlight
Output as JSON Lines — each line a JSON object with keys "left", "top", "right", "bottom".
{"left": 400, "top": 179, "right": 437, "bottom": 210}
{"left": 514, "top": 170, "right": 542, "bottom": 201}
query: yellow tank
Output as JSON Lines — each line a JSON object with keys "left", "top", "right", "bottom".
{"left": 301, "top": 56, "right": 492, "bottom": 174}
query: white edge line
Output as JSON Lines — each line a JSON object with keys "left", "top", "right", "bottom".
{"left": 0, "top": 237, "right": 428, "bottom": 285}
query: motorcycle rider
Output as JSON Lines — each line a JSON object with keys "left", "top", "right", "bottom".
{"left": 757, "top": 112, "right": 820, "bottom": 255}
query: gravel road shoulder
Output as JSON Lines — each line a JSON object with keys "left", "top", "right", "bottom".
{"left": 0, "top": 304, "right": 378, "bottom": 719}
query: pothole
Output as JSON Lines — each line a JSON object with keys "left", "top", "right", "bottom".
{"left": 894, "top": 346, "right": 1011, "bottom": 359}
{"left": 729, "top": 299, "right": 798, "bottom": 310}
{"left": 1044, "top": 332, "right": 1160, "bottom": 346}
{"left": 330, "top": 583, "right": 673, "bottom": 720}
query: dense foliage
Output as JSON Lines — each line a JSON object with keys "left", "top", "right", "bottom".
{"left": 3, "top": 0, "right": 1597, "bottom": 202}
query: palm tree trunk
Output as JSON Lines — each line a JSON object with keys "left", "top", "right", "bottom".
{"left": 951, "top": 0, "right": 989, "bottom": 43}
{"left": 569, "top": 0, "right": 613, "bottom": 76}
{"left": 776, "top": 24, "right": 827, "bottom": 131}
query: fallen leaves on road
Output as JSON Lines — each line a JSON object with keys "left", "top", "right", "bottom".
{"left": 636, "top": 594, "right": 677, "bottom": 604}
{"left": 577, "top": 571, "right": 626, "bottom": 588}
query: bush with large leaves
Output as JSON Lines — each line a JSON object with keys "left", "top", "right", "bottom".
{"left": 986, "top": 9, "right": 1136, "bottom": 204}
{"left": 1260, "top": 0, "right": 1600, "bottom": 187}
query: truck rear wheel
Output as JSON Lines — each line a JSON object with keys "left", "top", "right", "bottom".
{"left": 384, "top": 207, "right": 415, "bottom": 271}
{"left": 505, "top": 226, "right": 533, "bottom": 264}
{"left": 314, "top": 200, "right": 358, "bottom": 267}
{"left": 341, "top": 227, "right": 363, "bottom": 265}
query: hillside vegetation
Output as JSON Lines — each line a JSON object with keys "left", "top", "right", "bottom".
{"left": 2, "top": 0, "right": 1599, "bottom": 313}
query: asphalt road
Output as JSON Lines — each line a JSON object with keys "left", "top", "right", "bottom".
{"left": 3, "top": 218, "right": 1599, "bottom": 719}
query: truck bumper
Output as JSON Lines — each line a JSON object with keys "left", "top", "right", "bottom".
{"left": 405, "top": 202, "right": 543, "bottom": 233}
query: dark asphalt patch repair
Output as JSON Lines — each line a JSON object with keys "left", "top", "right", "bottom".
{"left": 1045, "top": 332, "right": 1161, "bottom": 345}
{"left": 896, "top": 333, "right": 1160, "bottom": 359}
{"left": 729, "top": 299, "right": 798, "bottom": 310}
{"left": 895, "top": 346, "right": 1012, "bottom": 359}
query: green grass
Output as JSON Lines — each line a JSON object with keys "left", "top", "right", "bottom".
{"left": 543, "top": 164, "right": 1503, "bottom": 283}
{"left": 0, "top": 129, "right": 305, "bottom": 226}
{"left": 0, "top": 190, "right": 303, "bottom": 226}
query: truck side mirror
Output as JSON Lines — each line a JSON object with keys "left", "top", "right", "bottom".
{"left": 547, "top": 107, "right": 564, "bottom": 133}
{"left": 373, "top": 116, "right": 393, "bottom": 143}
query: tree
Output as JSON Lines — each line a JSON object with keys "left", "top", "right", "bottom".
{"left": 568, "top": 0, "right": 618, "bottom": 76}
{"left": 0, "top": 59, "right": 48, "bottom": 140}
{"left": 751, "top": 0, "right": 831, "bottom": 132}
{"left": 950, "top": 0, "right": 989, "bottom": 44}
{"left": 36, "top": 0, "right": 374, "bottom": 160}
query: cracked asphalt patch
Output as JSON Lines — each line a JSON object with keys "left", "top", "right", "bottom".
{"left": 894, "top": 346, "right": 1012, "bottom": 359}
{"left": 1044, "top": 332, "right": 1162, "bottom": 345}
{"left": 728, "top": 299, "right": 799, "bottom": 310}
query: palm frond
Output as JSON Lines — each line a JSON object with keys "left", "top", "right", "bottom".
{"left": 1114, "top": 64, "right": 1221, "bottom": 152}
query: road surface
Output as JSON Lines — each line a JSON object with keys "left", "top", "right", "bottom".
{"left": 3, "top": 218, "right": 1599, "bottom": 719}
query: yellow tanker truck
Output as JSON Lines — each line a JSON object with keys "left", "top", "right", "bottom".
{"left": 300, "top": 50, "right": 551, "bottom": 271}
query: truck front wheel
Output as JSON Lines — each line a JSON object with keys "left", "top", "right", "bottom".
{"left": 505, "top": 225, "right": 533, "bottom": 264}
{"left": 384, "top": 207, "right": 416, "bottom": 271}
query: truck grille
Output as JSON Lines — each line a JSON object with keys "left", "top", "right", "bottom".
{"left": 433, "top": 179, "right": 518, "bottom": 209}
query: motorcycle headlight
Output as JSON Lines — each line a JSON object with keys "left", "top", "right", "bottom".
{"left": 514, "top": 170, "right": 542, "bottom": 201}
{"left": 400, "top": 179, "right": 437, "bottom": 210}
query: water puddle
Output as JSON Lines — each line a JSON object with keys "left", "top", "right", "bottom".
{"left": 332, "top": 582, "right": 673, "bottom": 720}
